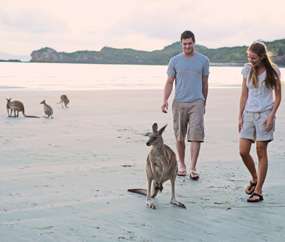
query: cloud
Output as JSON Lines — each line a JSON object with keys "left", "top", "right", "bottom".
{"left": 0, "top": 0, "right": 284, "bottom": 55}
{"left": 110, "top": 0, "right": 285, "bottom": 48}
{"left": 0, "top": 9, "right": 68, "bottom": 34}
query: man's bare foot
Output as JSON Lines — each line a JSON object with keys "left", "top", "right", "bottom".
{"left": 178, "top": 162, "right": 186, "bottom": 176}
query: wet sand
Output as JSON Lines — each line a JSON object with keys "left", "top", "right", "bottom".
{"left": 0, "top": 89, "right": 284, "bottom": 242}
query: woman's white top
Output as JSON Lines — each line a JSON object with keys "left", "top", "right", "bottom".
{"left": 241, "top": 63, "right": 281, "bottom": 112}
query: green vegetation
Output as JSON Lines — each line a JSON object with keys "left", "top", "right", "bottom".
{"left": 31, "top": 39, "right": 285, "bottom": 66}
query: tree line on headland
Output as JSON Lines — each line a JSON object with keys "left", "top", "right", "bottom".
{"left": 5, "top": 39, "right": 285, "bottom": 66}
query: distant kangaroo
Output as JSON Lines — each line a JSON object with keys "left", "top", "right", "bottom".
{"left": 58, "top": 94, "right": 70, "bottom": 108}
{"left": 6, "top": 98, "right": 13, "bottom": 117}
{"left": 128, "top": 123, "right": 186, "bottom": 209}
{"left": 40, "top": 100, "right": 54, "bottom": 118}
{"left": 6, "top": 98, "right": 39, "bottom": 118}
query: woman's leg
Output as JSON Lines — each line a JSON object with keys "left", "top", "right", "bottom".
{"left": 239, "top": 138, "right": 257, "bottom": 182}
{"left": 254, "top": 141, "right": 269, "bottom": 195}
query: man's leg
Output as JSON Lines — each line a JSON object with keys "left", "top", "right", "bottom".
{"left": 172, "top": 101, "right": 188, "bottom": 175}
{"left": 176, "top": 139, "right": 186, "bottom": 172}
{"left": 190, "top": 141, "right": 201, "bottom": 172}
{"left": 188, "top": 100, "right": 204, "bottom": 179}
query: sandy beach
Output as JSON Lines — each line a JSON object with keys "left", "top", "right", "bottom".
{"left": 0, "top": 88, "right": 285, "bottom": 242}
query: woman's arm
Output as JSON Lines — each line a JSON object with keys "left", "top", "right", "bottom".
{"left": 270, "top": 77, "right": 282, "bottom": 117}
{"left": 239, "top": 78, "right": 248, "bottom": 131}
{"left": 264, "top": 77, "right": 282, "bottom": 131}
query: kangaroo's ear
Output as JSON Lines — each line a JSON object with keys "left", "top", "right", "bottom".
{"left": 158, "top": 124, "right": 167, "bottom": 135}
{"left": 152, "top": 123, "right": 158, "bottom": 133}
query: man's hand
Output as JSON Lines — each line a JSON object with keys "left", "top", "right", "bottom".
{"left": 161, "top": 101, "right": 168, "bottom": 113}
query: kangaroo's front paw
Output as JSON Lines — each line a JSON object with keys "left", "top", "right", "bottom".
{"left": 171, "top": 200, "right": 186, "bottom": 209}
{"left": 146, "top": 199, "right": 156, "bottom": 209}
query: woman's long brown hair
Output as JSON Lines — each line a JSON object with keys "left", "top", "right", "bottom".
{"left": 248, "top": 41, "right": 279, "bottom": 89}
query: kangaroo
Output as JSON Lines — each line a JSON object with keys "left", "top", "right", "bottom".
{"left": 58, "top": 94, "right": 70, "bottom": 108}
{"left": 40, "top": 100, "right": 54, "bottom": 118}
{"left": 128, "top": 123, "right": 186, "bottom": 209}
{"left": 6, "top": 99, "right": 39, "bottom": 118}
{"left": 6, "top": 98, "right": 13, "bottom": 117}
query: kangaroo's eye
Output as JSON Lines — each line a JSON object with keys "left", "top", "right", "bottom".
{"left": 150, "top": 136, "right": 157, "bottom": 142}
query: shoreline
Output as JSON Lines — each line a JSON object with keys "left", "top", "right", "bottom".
{"left": 2, "top": 61, "right": 285, "bottom": 67}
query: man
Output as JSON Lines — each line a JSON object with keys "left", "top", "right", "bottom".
{"left": 161, "top": 30, "right": 209, "bottom": 180}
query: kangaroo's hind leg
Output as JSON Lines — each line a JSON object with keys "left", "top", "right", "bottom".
{"left": 170, "top": 175, "right": 186, "bottom": 208}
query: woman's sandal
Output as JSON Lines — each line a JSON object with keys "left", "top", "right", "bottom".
{"left": 245, "top": 181, "right": 257, "bottom": 195}
{"left": 247, "top": 192, "right": 264, "bottom": 203}
{"left": 189, "top": 170, "right": 199, "bottom": 180}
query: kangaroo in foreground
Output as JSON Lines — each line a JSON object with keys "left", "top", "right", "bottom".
{"left": 40, "top": 100, "right": 54, "bottom": 118}
{"left": 6, "top": 98, "right": 39, "bottom": 118}
{"left": 128, "top": 123, "right": 186, "bottom": 209}
{"left": 58, "top": 94, "right": 70, "bottom": 108}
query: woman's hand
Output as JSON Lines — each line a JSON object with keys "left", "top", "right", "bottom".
{"left": 238, "top": 116, "right": 243, "bottom": 132}
{"left": 264, "top": 114, "right": 274, "bottom": 132}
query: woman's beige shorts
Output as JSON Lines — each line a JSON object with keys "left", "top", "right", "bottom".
{"left": 172, "top": 100, "right": 205, "bottom": 142}
{"left": 240, "top": 110, "right": 275, "bottom": 142}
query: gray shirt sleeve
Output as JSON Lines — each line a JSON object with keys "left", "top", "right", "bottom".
{"left": 202, "top": 58, "right": 210, "bottom": 76}
{"left": 167, "top": 58, "right": 176, "bottom": 78}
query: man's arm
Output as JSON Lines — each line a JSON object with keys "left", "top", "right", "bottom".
{"left": 202, "top": 75, "right": 209, "bottom": 106}
{"left": 161, "top": 76, "right": 175, "bottom": 113}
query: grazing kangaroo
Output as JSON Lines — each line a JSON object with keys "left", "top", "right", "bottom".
{"left": 40, "top": 100, "right": 53, "bottom": 118}
{"left": 6, "top": 98, "right": 39, "bottom": 118}
{"left": 128, "top": 123, "right": 186, "bottom": 209}
{"left": 58, "top": 94, "right": 70, "bottom": 108}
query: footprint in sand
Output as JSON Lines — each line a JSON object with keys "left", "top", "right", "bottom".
{"left": 36, "top": 226, "right": 54, "bottom": 230}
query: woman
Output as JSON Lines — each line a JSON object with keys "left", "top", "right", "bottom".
{"left": 239, "top": 41, "right": 282, "bottom": 202}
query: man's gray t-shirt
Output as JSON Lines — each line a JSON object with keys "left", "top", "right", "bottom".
{"left": 167, "top": 52, "right": 210, "bottom": 103}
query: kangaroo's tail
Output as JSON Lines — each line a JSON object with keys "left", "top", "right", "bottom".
{"left": 24, "top": 115, "right": 40, "bottom": 118}
{"left": 127, "top": 188, "right": 147, "bottom": 196}
{"left": 22, "top": 107, "right": 40, "bottom": 118}
{"left": 23, "top": 113, "right": 40, "bottom": 118}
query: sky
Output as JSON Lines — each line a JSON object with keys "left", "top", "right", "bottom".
{"left": 1, "top": 0, "right": 285, "bottom": 58}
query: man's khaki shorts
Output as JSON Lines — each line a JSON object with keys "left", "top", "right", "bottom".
{"left": 172, "top": 100, "right": 205, "bottom": 142}
{"left": 240, "top": 110, "right": 275, "bottom": 142}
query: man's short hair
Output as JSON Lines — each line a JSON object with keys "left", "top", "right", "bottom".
{"left": 180, "top": 31, "right": 195, "bottom": 42}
